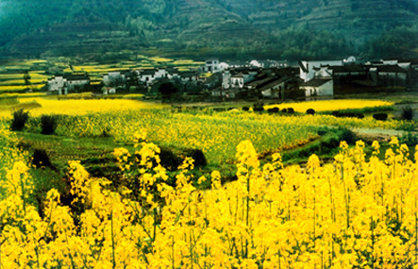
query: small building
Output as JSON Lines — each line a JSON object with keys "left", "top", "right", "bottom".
{"left": 223, "top": 68, "right": 258, "bottom": 89}
{"left": 202, "top": 58, "right": 220, "bottom": 73}
{"left": 299, "top": 60, "right": 342, "bottom": 82}
{"left": 376, "top": 65, "right": 408, "bottom": 87}
{"left": 179, "top": 71, "right": 198, "bottom": 83}
{"left": 300, "top": 78, "right": 333, "bottom": 100}
{"left": 48, "top": 74, "right": 90, "bottom": 95}
{"left": 139, "top": 69, "right": 156, "bottom": 85}
{"left": 260, "top": 76, "right": 300, "bottom": 99}
{"left": 102, "top": 87, "right": 116, "bottom": 95}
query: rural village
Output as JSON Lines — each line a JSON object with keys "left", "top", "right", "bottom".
{"left": 47, "top": 57, "right": 418, "bottom": 101}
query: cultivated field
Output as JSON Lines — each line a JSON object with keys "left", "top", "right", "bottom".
{"left": 1, "top": 96, "right": 418, "bottom": 268}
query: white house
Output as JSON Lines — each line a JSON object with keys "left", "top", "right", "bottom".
{"left": 48, "top": 74, "right": 90, "bottom": 95}
{"left": 103, "top": 71, "right": 128, "bottom": 87}
{"left": 299, "top": 60, "right": 342, "bottom": 82}
{"left": 203, "top": 58, "right": 220, "bottom": 73}
{"left": 313, "top": 66, "right": 333, "bottom": 78}
{"left": 136, "top": 68, "right": 181, "bottom": 86}
{"left": 300, "top": 78, "right": 333, "bottom": 100}
{"left": 343, "top": 56, "right": 357, "bottom": 64}
{"left": 230, "top": 73, "right": 245, "bottom": 88}
{"left": 223, "top": 69, "right": 257, "bottom": 89}
{"left": 138, "top": 69, "right": 157, "bottom": 86}
{"left": 179, "top": 71, "right": 198, "bottom": 83}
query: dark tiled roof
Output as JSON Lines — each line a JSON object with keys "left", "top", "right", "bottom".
{"left": 298, "top": 61, "right": 308, "bottom": 73}
{"left": 166, "top": 67, "right": 179, "bottom": 75}
{"left": 231, "top": 72, "right": 244, "bottom": 78}
{"left": 246, "top": 76, "right": 275, "bottom": 87}
{"left": 64, "top": 74, "right": 90, "bottom": 81}
{"left": 301, "top": 78, "right": 332, "bottom": 87}
{"left": 330, "top": 65, "right": 366, "bottom": 73}
{"left": 140, "top": 69, "right": 156, "bottom": 75}
{"left": 352, "top": 80, "right": 378, "bottom": 87}
{"left": 180, "top": 71, "right": 197, "bottom": 78}
{"left": 258, "top": 76, "right": 294, "bottom": 92}
{"left": 376, "top": 65, "right": 407, "bottom": 73}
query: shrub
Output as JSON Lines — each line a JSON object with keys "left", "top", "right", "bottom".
{"left": 253, "top": 102, "right": 264, "bottom": 112}
{"left": 306, "top": 108, "right": 315, "bottom": 115}
{"left": 401, "top": 106, "right": 414, "bottom": 121}
{"left": 183, "top": 148, "right": 207, "bottom": 167}
{"left": 400, "top": 132, "right": 418, "bottom": 146}
{"left": 267, "top": 107, "right": 279, "bottom": 113}
{"left": 41, "top": 115, "right": 58, "bottom": 135}
{"left": 253, "top": 107, "right": 264, "bottom": 112}
{"left": 242, "top": 106, "right": 250, "bottom": 111}
{"left": 287, "top": 108, "right": 294, "bottom": 114}
{"left": 281, "top": 108, "right": 287, "bottom": 113}
{"left": 32, "top": 149, "right": 53, "bottom": 169}
{"left": 10, "top": 109, "right": 29, "bottom": 131}
{"left": 373, "top": 113, "right": 388, "bottom": 121}
{"left": 332, "top": 111, "right": 364, "bottom": 119}
{"left": 159, "top": 147, "right": 183, "bottom": 171}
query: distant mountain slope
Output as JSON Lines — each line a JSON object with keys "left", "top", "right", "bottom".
{"left": 0, "top": 0, "right": 417, "bottom": 59}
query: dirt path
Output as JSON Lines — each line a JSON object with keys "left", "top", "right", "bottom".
{"left": 351, "top": 128, "right": 408, "bottom": 143}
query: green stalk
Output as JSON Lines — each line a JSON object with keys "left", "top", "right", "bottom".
{"left": 415, "top": 197, "right": 417, "bottom": 266}
{"left": 246, "top": 172, "right": 250, "bottom": 259}
{"left": 172, "top": 236, "right": 175, "bottom": 269}
{"left": 342, "top": 177, "right": 350, "bottom": 229}
{"left": 370, "top": 217, "right": 375, "bottom": 269}
{"left": 313, "top": 186, "right": 316, "bottom": 249}
{"left": 328, "top": 176, "right": 335, "bottom": 222}
{"left": 111, "top": 210, "right": 116, "bottom": 269}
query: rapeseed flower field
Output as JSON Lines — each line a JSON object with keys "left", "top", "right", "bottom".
{"left": 264, "top": 99, "right": 393, "bottom": 112}
{"left": 1, "top": 98, "right": 418, "bottom": 268}
{"left": 1, "top": 124, "right": 418, "bottom": 268}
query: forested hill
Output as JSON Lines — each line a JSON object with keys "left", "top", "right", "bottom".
{"left": 1, "top": 0, "right": 418, "bottom": 60}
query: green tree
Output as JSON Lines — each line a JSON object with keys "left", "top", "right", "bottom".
{"left": 23, "top": 71, "right": 31, "bottom": 90}
{"left": 158, "top": 82, "right": 179, "bottom": 101}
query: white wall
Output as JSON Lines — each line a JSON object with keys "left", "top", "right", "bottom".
{"left": 303, "top": 80, "right": 333, "bottom": 97}
{"left": 300, "top": 60, "right": 342, "bottom": 82}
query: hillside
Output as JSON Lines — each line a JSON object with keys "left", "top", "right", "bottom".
{"left": 0, "top": 0, "right": 417, "bottom": 60}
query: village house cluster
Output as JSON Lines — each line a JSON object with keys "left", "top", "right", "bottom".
{"left": 209, "top": 57, "right": 418, "bottom": 100}
{"left": 47, "top": 57, "right": 418, "bottom": 99}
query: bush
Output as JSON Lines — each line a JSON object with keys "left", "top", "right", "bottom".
{"left": 253, "top": 107, "right": 264, "bottom": 112}
{"left": 242, "top": 106, "right": 250, "bottom": 111}
{"left": 281, "top": 108, "right": 287, "bottom": 113}
{"left": 373, "top": 113, "right": 388, "bottom": 121}
{"left": 332, "top": 111, "right": 364, "bottom": 119}
{"left": 159, "top": 148, "right": 183, "bottom": 171}
{"left": 306, "top": 108, "right": 315, "bottom": 115}
{"left": 41, "top": 115, "right": 58, "bottom": 135}
{"left": 267, "top": 107, "right": 279, "bottom": 113}
{"left": 287, "top": 108, "right": 294, "bottom": 114}
{"left": 10, "top": 109, "right": 29, "bottom": 131}
{"left": 32, "top": 149, "right": 53, "bottom": 169}
{"left": 253, "top": 102, "right": 264, "bottom": 112}
{"left": 183, "top": 148, "right": 207, "bottom": 168}
{"left": 400, "top": 132, "right": 418, "bottom": 146}
{"left": 401, "top": 106, "right": 414, "bottom": 121}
